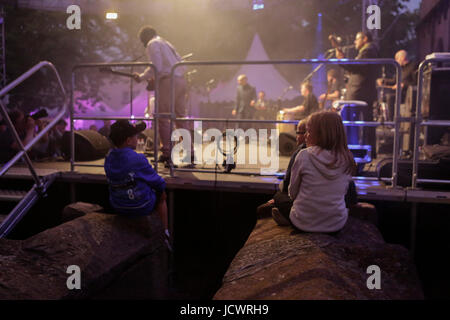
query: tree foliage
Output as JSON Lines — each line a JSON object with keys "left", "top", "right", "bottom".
{"left": 3, "top": 1, "right": 420, "bottom": 111}
{"left": 4, "top": 6, "right": 133, "bottom": 113}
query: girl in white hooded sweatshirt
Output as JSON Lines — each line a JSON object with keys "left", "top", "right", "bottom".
{"left": 273, "top": 111, "right": 356, "bottom": 233}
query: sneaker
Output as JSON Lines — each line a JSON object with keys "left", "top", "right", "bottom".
{"left": 272, "top": 207, "right": 291, "bottom": 226}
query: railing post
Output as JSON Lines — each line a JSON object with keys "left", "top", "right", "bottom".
{"left": 391, "top": 61, "right": 402, "bottom": 188}
{"left": 0, "top": 61, "right": 67, "bottom": 185}
{"left": 412, "top": 60, "right": 426, "bottom": 189}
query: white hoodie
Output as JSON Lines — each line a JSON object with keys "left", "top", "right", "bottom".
{"left": 288, "top": 146, "right": 352, "bottom": 233}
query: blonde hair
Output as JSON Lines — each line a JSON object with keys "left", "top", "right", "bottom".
{"left": 307, "top": 111, "right": 356, "bottom": 175}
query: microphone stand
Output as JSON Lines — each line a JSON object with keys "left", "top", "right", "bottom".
{"left": 302, "top": 49, "right": 335, "bottom": 84}
{"left": 130, "top": 54, "right": 144, "bottom": 122}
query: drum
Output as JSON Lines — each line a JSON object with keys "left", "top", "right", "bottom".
{"left": 277, "top": 111, "right": 297, "bottom": 136}
{"left": 335, "top": 101, "right": 368, "bottom": 145}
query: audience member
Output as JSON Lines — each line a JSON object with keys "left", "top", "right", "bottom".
{"left": 99, "top": 119, "right": 111, "bottom": 138}
{"left": 272, "top": 111, "right": 357, "bottom": 234}
{"left": 0, "top": 109, "right": 36, "bottom": 164}
{"left": 104, "top": 120, "right": 170, "bottom": 247}
{"left": 257, "top": 119, "right": 308, "bottom": 218}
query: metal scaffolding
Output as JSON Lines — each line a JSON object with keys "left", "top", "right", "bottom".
{"left": 0, "top": 6, "right": 6, "bottom": 89}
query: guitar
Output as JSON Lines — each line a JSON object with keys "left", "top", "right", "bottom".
{"left": 99, "top": 67, "right": 155, "bottom": 91}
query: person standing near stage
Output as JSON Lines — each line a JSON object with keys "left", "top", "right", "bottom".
{"left": 133, "top": 26, "right": 189, "bottom": 166}
{"left": 232, "top": 74, "right": 257, "bottom": 129}
{"left": 336, "top": 31, "right": 379, "bottom": 156}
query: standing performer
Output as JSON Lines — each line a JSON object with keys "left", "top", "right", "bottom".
{"left": 133, "top": 26, "right": 190, "bottom": 166}
{"left": 254, "top": 91, "right": 269, "bottom": 130}
{"left": 232, "top": 74, "right": 256, "bottom": 130}
{"left": 335, "top": 31, "right": 379, "bottom": 157}
{"left": 377, "top": 50, "right": 418, "bottom": 119}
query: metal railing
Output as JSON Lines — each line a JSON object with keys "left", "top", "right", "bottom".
{"left": 70, "top": 62, "right": 159, "bottom": 172}
{"left": 412, "top": 56, "right": 450, "bottom": 188}
{"left": 168, "top": 59, "right": 403, "bottom": 187}
{"left": 0, "top": 61, "right": 67, "bottom": 181}
{"left": 0, "top": 61, "right": 67, "bottom": 238}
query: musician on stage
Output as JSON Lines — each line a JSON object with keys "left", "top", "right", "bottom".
{"left": 133, "top": 25, "right": 190, "bottom": 166}
{"left": 318, "top": 69, "right": 342, "bottom": 109}
{"left": 254, "top": 91, "right": 269, "bottom": 130}
{"left": 335, "top": 31, "right": 379, "bottom": 157}
{"left": 377, "top": 50, "right": 418, "bottom": 102}
{"left": 376, "top": 50, "right": 418, "bottom": 121}
{"left": 254, "top": 90, "right": 268, "bottom": 112}
{"left": 232, "top": 74, "right": 257, "bottom": 129}
{"left": 282, "top": 82, "right": 319, "bottom": 119}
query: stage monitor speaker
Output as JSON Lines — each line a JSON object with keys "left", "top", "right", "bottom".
{"left": 279, "top": 133, "right": 296, "bottom": 157}
{"left": 377, "top": 158, "right": 450, "bottom": 188}
{"left": 62, "top": 130, "right": 112, "bottom": 161}
{"left": 422, "top": 68, "right": 450, "bottom": 145}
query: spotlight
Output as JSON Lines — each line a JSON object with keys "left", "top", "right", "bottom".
{"left": 252, "top": 0, "right": 264, "bottom": 11}
{"left": 106, "top": 12, "right": 118, "bottom": 20}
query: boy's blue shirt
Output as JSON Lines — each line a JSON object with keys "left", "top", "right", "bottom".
{"left": 104, "top": 147, "right": 165, "bottom": 215}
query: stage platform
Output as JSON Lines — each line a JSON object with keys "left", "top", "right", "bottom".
{"left": 2, "top": 155, "right": 449, "bottom": 205}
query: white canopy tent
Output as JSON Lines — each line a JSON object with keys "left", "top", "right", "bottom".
{"left": 207, "top": 34, "right": 299, "bottom": 103}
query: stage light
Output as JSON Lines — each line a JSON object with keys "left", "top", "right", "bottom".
{"left": 252, "top": 0, "right": 264, "bottom": 11}
{"left": 318, "top": 13, "right": 322, "bottom": 17}
{"left": 106, "top": 12, "right": 118, "bottom": 20}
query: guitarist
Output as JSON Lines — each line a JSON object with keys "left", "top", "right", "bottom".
{"left": 133, "top": 26, "right": 191, "bottom": 166}
{"left": 319, "top": 69, "right": 342, "bottom": 110}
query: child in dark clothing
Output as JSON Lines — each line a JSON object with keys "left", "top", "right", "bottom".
{"left": 104, "top": 120, "right": 169, "bottom": 238}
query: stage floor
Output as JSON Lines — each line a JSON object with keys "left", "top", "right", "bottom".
{"left": 2, "top": 151, "right": 449, "bottom": 204}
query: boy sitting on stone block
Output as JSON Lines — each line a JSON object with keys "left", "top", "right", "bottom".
{"left": 104, "top": 120, "right": 170, "bottom": 248}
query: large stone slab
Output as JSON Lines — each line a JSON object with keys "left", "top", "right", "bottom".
{"left": 0, "top": 205, "right": 168, "bottom": 299}
{"left": 214, "top": 216, "right": 423, "bottom": 300}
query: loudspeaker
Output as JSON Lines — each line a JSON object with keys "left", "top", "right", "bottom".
{"left": 423, "top": 69, "right": 450, "bottom": 144}
{"left": 377, "top": 158, "right": 450, "bottom": 188}
{"left": 62, "top": 130, "right": 112, "bottom": 161}
{"left": 279, "top": 133, "right": 296, "bottom": 157}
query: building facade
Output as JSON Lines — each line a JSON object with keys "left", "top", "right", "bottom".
{"left": 417, "top": 0, "right": 450, "bottom": 60}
